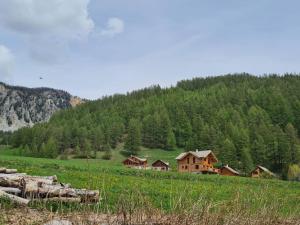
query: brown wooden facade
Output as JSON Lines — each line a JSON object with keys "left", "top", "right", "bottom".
{"left": 250, "top": 165, "right": 275, "bottom": 178}
{"left": 123, "top": 156, "right": 147, "bottom": 168}
{"left": 220, "top": 165, "right": 239, "bottom": 176}
{"left": 152, "top": 160, "right": 169, "bottom": 171}
{"left": 176, "top": 150, "right": 219, "bottom": 174}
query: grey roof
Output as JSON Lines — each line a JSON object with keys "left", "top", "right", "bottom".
{"left": 222, "top": 165, "right": 239, "bottom": 175}
{"left": 175, "top": 150, "right": 217, "bottom": 161}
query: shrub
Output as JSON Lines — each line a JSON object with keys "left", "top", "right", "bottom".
{"left": 102, "top": 150, "right": 112, "bottom": 160}
{"left": 287, "top": 164, "right": 300, "bottom": 181}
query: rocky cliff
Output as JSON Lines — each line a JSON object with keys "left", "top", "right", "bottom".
{"left": 0, "top": 82, "right": 82, "bottom": 131}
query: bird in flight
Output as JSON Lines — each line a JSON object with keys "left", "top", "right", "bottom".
{"left": 39, "top": 77, "right": 43, "bottom": 80}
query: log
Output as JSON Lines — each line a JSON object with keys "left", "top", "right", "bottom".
{"left": 75, "top": 189, "right": 100, "bottom": 202}
{"left": 0, "top": 173, "right": 57, "bottom": 188}
{"left": 0, "top": 169, "right": 100, "bottom": 203}
{"left": 0, "top": 168, "right": 6, "bottom": 173}
{"left": 0, "top": 190, "right": 29, "bottom": 205}
{"left": 0, "top": 174, "right": 21, "bottom": 187}
{"left": 0, "top": 186, "right": 21, "bottom": 195}
{"left": 5, "top": 169, "right": 18, "bottom": 174}
{"left": 33, "top": 197, "right": 81, "bottom": 204}
{"left": 35, "top": 184, "right": 77, "bottom": 198}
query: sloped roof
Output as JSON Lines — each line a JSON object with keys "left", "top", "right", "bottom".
{"left": 123, "top": 155, "right": 147, "bottom": 163}
{"left": 175, "top": 150, "right": 218, "bottom": 162}
{"left": 131, "top": 156, "right": 147, "bottom": 162}
{"left": 256, "top": 165, "right": 275, "bottom": 176}
{"left": 222, "top": 165, "right": 239, "bottom": 175}
{"left": 152, "top": 159, "right": 169, "bottom": 167}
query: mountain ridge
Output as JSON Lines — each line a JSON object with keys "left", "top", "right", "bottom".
{"left": 0, "top": 82, "right": 83, "bottom": 131}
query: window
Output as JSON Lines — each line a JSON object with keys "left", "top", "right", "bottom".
{"left": 182, "top": 166, "right": 184, "bottom": 169}
{"left": 193, "top": 157, "right": 195, "bottom": 164}
{"left": 187, "top": 157, "right": 190, "bottom": 164}
{"left": 185, "top": 165, "right": 188, "bottom": 169}
{"left": 195, "top": 165, "right": 199, "bottom": 170}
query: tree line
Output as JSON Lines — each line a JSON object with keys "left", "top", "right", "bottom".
{"left": 2, "top": 74, "right": 300, "bottom": 177}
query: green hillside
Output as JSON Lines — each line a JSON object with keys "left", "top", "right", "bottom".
{"left": 3, "top": 74, "right": 300, "bottom": 178}
{"left": 1, "top": 149, "right": 300, "bottom": 217}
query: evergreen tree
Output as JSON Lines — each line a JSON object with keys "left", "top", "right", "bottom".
{"left": 6, "top": 74, "right": 300, "bottom": 175}
{"left": 83, "top": 139, "right": 92, "bottom": 158}
{"left": 44, "top": 137, "right": 58, "bottom": 158}
{"left": 285, "top": 123, "right": 300, "bottom": 164}
{"left": 239, "top": 147, "right": 254, "bottom": 173}
{"left": 102, "top": 143, "right": 112, "bottom": 160}
{"left": 221, "top": 138, "right": 238, "bottom": 167}
{"left": 124, "top": 119, "right": 141, "bottom": 154}
{"left": 166, "top": 129, "right": 176, "bottom": 150}
{"left": 174, "top": 108, "right": 192, "bottom": 147}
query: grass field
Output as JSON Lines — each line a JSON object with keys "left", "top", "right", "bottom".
{"left": 0, "top": 147, "right": 300, "bottom": 218}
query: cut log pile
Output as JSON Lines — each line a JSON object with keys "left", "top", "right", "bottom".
{"left": 0, "top": 168, "right": 100, "bottom": 205}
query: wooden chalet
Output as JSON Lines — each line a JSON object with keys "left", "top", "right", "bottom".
{"left": 152, "top": 160, "right": 170, "bottom": 171}
{"left": 123, "top": 155, "right": 147, "bottom": 168}
{"left": 220, "top": 165, "right": 239, "bottom": 176}
{"left": 250, "top": 165, "right": 275, "bottom": 178}
{"left": 176, "top": 150, "right": 219, "bottom": 174}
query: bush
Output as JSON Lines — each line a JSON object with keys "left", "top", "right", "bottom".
{"left": 287, "top": 164, "right": 300, "bottom": 181}
{"left": 102, "top": 150, "right": 112, "bottom": 160}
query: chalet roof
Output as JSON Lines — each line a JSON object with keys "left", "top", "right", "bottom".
{"left": 152, "top": 160, "right": 169, "bottom": 167}
{"left": 256, "top": 165, "right": 275, "bottom": 176}
{"left": 175, "top": 150, "right": 218, "bottom": 162}
{"left": 123, "top": 155, "right": 147, "bottom": 163}
{"left": 131, "top": 156, "right": 147, "bottom": 162}
{"left": 222, "top": 165, "right": 239, "bottom": 175}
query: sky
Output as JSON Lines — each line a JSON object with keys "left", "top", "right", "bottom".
{"left": 0, "top": 0, "right": 300, "bottom": 99}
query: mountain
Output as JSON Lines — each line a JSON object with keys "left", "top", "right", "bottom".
{"left": 0, "top": 82, "right": 83, "bottom": 131}
{"left": 5, "top": 74, "right": 300, "bottom": 176}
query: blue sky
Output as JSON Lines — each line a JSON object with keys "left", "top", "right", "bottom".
{"left": 0, "top": 0, "right": 299, "bottom": 99}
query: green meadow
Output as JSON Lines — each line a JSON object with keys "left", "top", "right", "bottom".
{"left": 0, "top": 147, "right": 300, "bottom": 216}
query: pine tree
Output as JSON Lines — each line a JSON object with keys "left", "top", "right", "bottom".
{"left": 251, "top": 135, "right": 267, "bottom": 165}
{"left": 240, "top": 147, "right": 254, "bottom": 173}
{"left": 221, "top": 138, "right": 238, "bottom": 167}
{"left": 45, "top": 137, "right": 58, "bottom": 158}
{"left": 92, "top": 126, "right": 105, "bottom": 151}
{"left": 125, "top": 119, "right": 142, "bottom": 154}
{"left": 158, "top": 108, "right": 175, "bottom": 149}
{"left": 174, "top": 108, "right": 192, "bottom": 147}
{"left": 102, "top": 143, "right": 112, "bottom": 160}
{"left": 74, "top": 144, "right": 81, "bottom": 155}
{"left": 284, "top": 123, "right": 300, "bottom": 164}
{"left": 83, "top": 139, "right": 92, "bottom": 158}
{"left": 166, "top": 129, "right": 176, "bottom": 150}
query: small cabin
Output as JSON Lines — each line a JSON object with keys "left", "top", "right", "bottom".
{"left": 176, "top": 150, "right": 219, "bottom": 174}
{"left": 220, "top": 165, "right": 239, "bottom": 176}
{"left": 123, "top": 156, "right": 147, "bottom": 168}
{"left": 250, "top": 165, "right": 275, "bottom": 178}
{"left": 152, "top": 160, "right": 170, "bottom": 171}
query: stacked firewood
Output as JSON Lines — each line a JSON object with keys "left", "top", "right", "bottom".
{"left": 0, "top": 168, "right": 100, "bottom": 205}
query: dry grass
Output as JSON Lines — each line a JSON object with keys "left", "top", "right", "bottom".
{"left": 1, "top": 191, "right": 300, "bottom": 225}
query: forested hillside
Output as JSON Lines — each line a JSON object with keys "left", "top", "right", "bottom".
{"left": 4, "top": 74, "right": 300, "bottom": 176}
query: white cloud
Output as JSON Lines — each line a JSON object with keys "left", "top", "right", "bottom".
{"left": 100, "top": 17, "right": 124, "bottom": 37}
{"left": 0, "top": 0, "right": 94, "bottom": 64}
{"left": 0, "top": 0, "right": 94, "bottom": 39}
{"left": 0, "top": 45, "right": 14, "bottom": 82}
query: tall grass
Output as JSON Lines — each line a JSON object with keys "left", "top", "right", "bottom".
{"left": 1, "top": 191, "right": 299, "bottom": 225}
